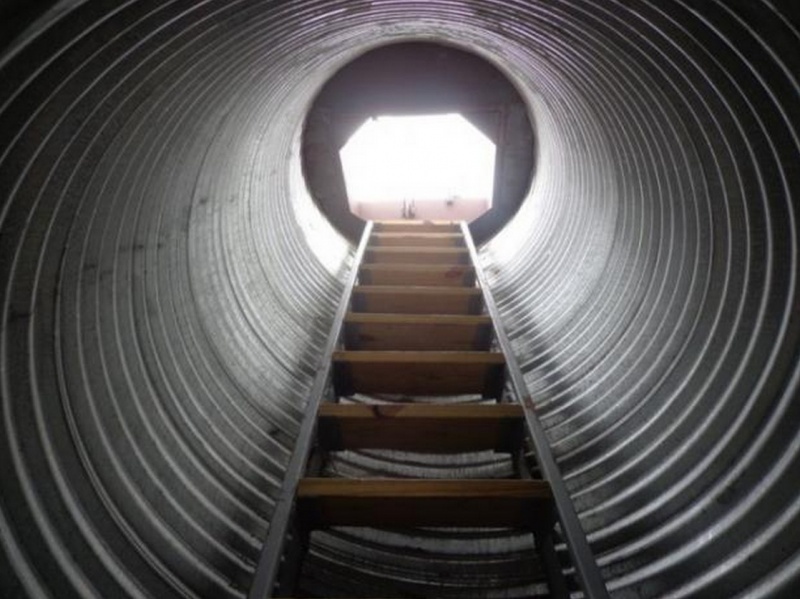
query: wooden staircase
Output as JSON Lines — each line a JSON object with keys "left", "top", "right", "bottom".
{"left": 248, "top": 221, "right": 609, "bottom": 599}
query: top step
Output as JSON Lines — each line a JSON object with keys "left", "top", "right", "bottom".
{"left": 374, "top": 221, "right": 461, "bottom": 234}
{"left": 370, "top": 232, "right": 464, "bottom": 247}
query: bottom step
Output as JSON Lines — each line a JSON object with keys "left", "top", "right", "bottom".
{"left": 296, "top": 479, "right": 553, "bottom": 529}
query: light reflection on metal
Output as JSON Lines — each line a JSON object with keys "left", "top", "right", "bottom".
{"left": 0, "top": 1, "right": 798, "bottom": 598}
{"left": 463, "top": 222, "right": 609, "bottom": 598}
{"left": 248, "top": 222, "right": 373, "bottom": 598}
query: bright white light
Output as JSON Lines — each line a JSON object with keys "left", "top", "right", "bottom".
{"left": 340, "top": 114, "right": 495, "bottom": 205}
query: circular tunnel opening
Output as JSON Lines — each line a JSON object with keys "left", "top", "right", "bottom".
{"left": 0, "top": 2, "right": 798, "bottom": 599}
{"left": 301, "top": 41, "right": 535, "bottom": 245}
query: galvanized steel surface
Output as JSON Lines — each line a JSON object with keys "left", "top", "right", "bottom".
{"left": 0, "top": 1, "right": 799, "bottom": 598}
{"left": 464, "top": 221, "right": 609, "bottom": 599}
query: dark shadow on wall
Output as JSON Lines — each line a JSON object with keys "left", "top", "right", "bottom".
{"left": 0, "top": 0, "right": 69, "bottom": 55}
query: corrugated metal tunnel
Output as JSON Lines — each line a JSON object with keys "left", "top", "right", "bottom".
{"left": 1, "top": 1, "right": 799, "bottom": 597}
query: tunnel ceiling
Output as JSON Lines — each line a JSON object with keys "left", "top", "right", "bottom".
{"left": 301, "top": 41, "right": 535, "bottom": 245}
{"left": 1, "top": 1, "right": 799, "bottom": 598}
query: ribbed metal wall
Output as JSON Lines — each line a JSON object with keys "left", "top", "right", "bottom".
{"left": 0, "top": 1, "right": 798, "bottom": 598}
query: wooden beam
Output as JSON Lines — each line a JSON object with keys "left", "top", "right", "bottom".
{"left": 344, "top": 313, "right": 493, "bottom": 351}
{"left": 351, "top": 285, "right": 483, "bottom": 315}
{"left": 370, "top": 232, "right": 464, "bottom": 247}
{"left": 317, "top": 403, "right": 524, "bottom": 452}
{"left": 333, "top": 350, "right": 505, "bottom": 398}
{"left": 374, "top": 221, "right": 460, "bottom": 233}
{"left": 296, "top": 478, "right": 553, "bottom": 529}
{"left": 364, "top": 246, "right": 471, "bottom": 265}
{"left": 359, "top": 264, "right": 476, "bottom": 287}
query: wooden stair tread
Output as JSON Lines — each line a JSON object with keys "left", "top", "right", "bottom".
{"left": 345, "top": 313, "right": 491, "bottom": 325}
{"left": 333, "top": 350, "right": 505, "bottom": 364}
{"left": 344, "top": 313, "right": 493, "bottom": 351}
{"left": 248, "top": 220, "right": 584, "bottom": 599}
{"left": 364, "top": 246, "right": 470, "bottom": 265}
{"left": 333, "top": 351, "right": 506, "bottom": 398}
{"left": 374, "top": 221, "right": 460, "bottom": 233}
{"left": 360, "top": 264, "right": 476, "bottom": 287}
{"left": 296, "top": 478, "right": 553, "bottom": 529}
{"left": 351, "top": 285, "right": 483, "bottom": 315}
{"left": 371, "top": 232, "right": 464, "bottom": 247}
{"left": 317, "top": 403, "right": 524, "bottom": 452}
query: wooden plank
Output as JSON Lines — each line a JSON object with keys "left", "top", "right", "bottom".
{"left": 351, "top": 285, "right": 483, "bottom": 315}
{"left": 359, "top": 264, "right": 476, "bottom": 287}
{"left": 333, "top": 351, "right": 505, "bottom": 398}
{"left": 334, "top": 350, "right": 505, "bottom": 364}
{"left": 370, "top": 232, "right": 464, "bottom": 247}
{"left": 317, "top": 403, "right": 524, "bottom": 453}
{"left": 364, "top": 246, "right": 470, "bottom": 265}
{"left": 296, "top": 478, "right": 553, "bottom": 529}
{"left": 344, "top": 313, "right": 493, "bottom": 351}
{"left": 374, "top": 221, "right": 461, "bottom": 233}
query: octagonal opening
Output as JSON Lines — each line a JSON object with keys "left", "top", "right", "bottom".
{"left": 340, "top": 113, "right": 496, "bottom": 222}
{"left": 300, "top": 41, "right": 535, "bottom": 245}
